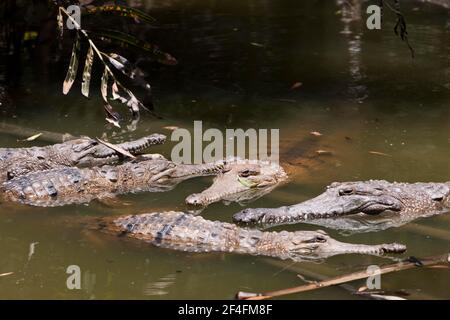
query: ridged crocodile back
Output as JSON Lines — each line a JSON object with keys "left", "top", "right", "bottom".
{"left": 114, "top": 212, "right": 246, "bottom": 253}
{"left": 1, "top": 167, "right": 95, "bottom": 206}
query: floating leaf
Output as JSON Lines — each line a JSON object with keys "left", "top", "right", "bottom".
{"left": 85, "top": 5, "right": 157, "bottom": 25}
{"left": 163, "top": 126, "right": 179, "bottom": 131}
{"left": 63, "top": 34, "right": 80, "bottom": 95}
{"left": 315, "top": 150, "right": 333, "bottom": 156}
{"left": 28, "top": 242, "right": 39, "bottom": 262}
{"left": 81, "top": 44, "right": 94, "bottom": 97}
{"left": 101, "top": 67, "right": 109, "bottom": 102}
{"left": 369, "top": 151, "right": 392, "bottom": 157}
{"left": 0, "top": 272, "right": 13, "bottom": 277}
{"left": 19, "top": 133, "right": 43, "bottom": 142}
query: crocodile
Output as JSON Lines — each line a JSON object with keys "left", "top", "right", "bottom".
{"left": 185, "top": 159, "right": 287, "bottom": 207}
{"left": 0, "top": 156, "right": 228, "bottom": 207}
{"left": 94, "top": 211, "right": 406, "bottom": 262}
{"left": 233, "top": 180, "right": 450, "bottom": 231}
{"left": 0, "top": 133, "right": 166, "bottom": 182}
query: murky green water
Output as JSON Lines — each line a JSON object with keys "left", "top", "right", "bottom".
{"left": 0, "top": 0, "right": 449, "bottom": 299}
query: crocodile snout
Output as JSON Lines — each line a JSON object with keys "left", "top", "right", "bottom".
{"left": 380, "top": 243, "right": 407, "bottom": 254}
{"left": 185, "top": 194, "right": 205, "bottom": 206}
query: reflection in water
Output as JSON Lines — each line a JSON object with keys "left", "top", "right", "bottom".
{"left": 299, "top": 209, "right": 449, "bottom": 234}
{"left": 143, "top": 273, "right": 177, "bottom": 296}
{"left": 337, "top": 0, "right": 368, "bottom": 102}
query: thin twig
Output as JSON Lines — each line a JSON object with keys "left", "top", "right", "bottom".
{"left": 237, "top": 253, "right": 450, "bottom": 300}
{"left": 95, "top": 137, "right": 136, "bottom": 159}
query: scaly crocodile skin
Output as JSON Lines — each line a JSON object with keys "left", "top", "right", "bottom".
{"left": 233, "top": 180, "right": 450, "bottom": 230}
{"left": 1, "top": 159, "right": 225, "bottom": 207}
{"left": 0, "top": 134, "right": 166, "bottom": 182}
{"left": 108, "top": 211, "right": 406, "bottom": 261}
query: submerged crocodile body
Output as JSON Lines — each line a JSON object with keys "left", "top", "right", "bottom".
{"left": 96, "top": 211, "right": 406, "bottom": 262}
{"left": 233, "top": 180, "right": 450, "bottom": 231}
{"left": 0, "top": 134, "right": 166, "bottom": 182}
{"left": 1, "top": 157, "right": 226, "bottom": 207}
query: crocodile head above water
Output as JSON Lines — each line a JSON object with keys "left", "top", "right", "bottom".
{"left": 277, "top": 229, "right": 406, "bottom": 260}
{"left": 233, "top": 180, "right": 450, "bottom": 227}
{"left": 185, "top": 159, "right": 287, "bottom": 207}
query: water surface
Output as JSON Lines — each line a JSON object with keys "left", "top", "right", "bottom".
{"left": 0, "top": 0, "right": 449, "bottom": 299}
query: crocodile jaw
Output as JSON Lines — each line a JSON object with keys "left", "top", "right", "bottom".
{"left": 186, "top": 181, "right": 250, "bottom": 206}
{"left": 185, "top": 160, "right": 287, "bottom": 207}
{"left": 233, "top": 187, "right": 403, "bottom": 225}
{"left": 317, "top": 237, "right": 407, "bottom": 257}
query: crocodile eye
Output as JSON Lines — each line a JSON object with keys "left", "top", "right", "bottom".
{"left": 239, "top": 169, "right": 251, "bottom": 177}
{"left": 305, "top": 235, "right": 327, "bottom": 243}
{"left": 313, "top": 235, "right": 327, "bottom": 243}
{"left": 238, "top": 169, "right": 258, "bottom": 177}
{"left": 338, "top": 187, "right": 354, "bottom": 196}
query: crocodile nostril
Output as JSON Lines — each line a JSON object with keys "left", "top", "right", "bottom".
{"left": 186, "top": 196, "right": 201, "bottom": 205}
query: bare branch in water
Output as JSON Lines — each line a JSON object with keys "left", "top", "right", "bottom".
{"left": 236, "top": 253, "right": 449, "bottom": 300}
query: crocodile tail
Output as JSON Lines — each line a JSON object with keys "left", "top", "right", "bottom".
{"left": 94, "top": 134, "right": 167, "bottom": 158}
